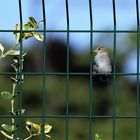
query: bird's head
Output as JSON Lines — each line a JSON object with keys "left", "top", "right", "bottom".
{"left": 93, "top": 47, "right": 107, "bottom": 54}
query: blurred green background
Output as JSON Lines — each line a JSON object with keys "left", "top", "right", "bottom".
{"left": 0, "top": 33, "right": 139, "bottom": 140}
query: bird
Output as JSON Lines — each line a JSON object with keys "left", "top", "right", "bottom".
{"left": 93, "top": 47, "right": 112, "bottom": 81}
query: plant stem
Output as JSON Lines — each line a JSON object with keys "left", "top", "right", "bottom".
{"left": 24, "top": 135, "right": 33, "bottom": 140}
{"left": 0, "top": 131, "right": 13, "bottom": 140}
{"left": 11, "top": 74, "right": 18, "bottom": 139}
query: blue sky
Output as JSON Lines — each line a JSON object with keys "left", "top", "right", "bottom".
{"left": 0, "top": 0, "right": 138, "bottom": 51}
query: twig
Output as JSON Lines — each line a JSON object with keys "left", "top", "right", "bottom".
{"left": 11, "top": 83, "right": 16, "bottom": 139}
{"left": 24, "top": 135, "right": 33, "bottom": 140}
{"left": 0, "top": 131, "right": 13, "bottom": 140}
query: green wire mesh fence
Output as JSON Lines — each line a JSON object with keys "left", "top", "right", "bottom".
{"left": 0, "top": 0, "right": 140, "bottom": 140}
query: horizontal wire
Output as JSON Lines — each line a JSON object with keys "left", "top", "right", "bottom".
{"left": 0, "top": 29, "right": 139, "bottom": 33}
{"left": 0, "top": 115, "right": 139, "bottom": 119}
{"left": 0, "top": 72, "right": 139, "bottom": 76}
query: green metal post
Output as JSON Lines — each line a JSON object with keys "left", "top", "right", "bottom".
{"left": 112, "top": 0, "right": 116, "bottom": 140}
{"left": 89, "top": 0, "right": 93, "bottom": 140}
{"left": 136, "top": 0, "right": 140, "bottom": 140}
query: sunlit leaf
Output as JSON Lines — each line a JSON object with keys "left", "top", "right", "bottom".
{"left": 23, "top": 23, "right": 32, "bottom": 30}
{"left": 4, "top": 50, "right": 20, "bottom": 56}
{"left": 0, "top": 43, "right": 4, "bottom": 58}
{"left": 13, "top": 17, "right": 44, "bottom": 43}
{"left": 25, "top": 121, "right": 52, "bottom": 137}
{"left": 13, "top": 24, "right": 20, "bottom": 42}
{"left": 44, "top": 124, "right": 52, "bottom": 134}
{"left": 23, "top": 32, "right": 33, "bottom": 40}
{"left": 44, "top": 124, "right": 52, "bottom": 138}
{"left": 33, "top": 32, "right": 44, "bottom": 41}
{"left": 29, "top": 17, "right": 38, "bottom": 29}
{"left": 0, "top": 43, "right": 4, "bottom": 53}
{"left": 13, "top": 24, "right": 33, "bottom": 42}
{"left": 2, "top": 124, "right": 17, "bottom": 132}
{"left": 26, "top": 121, "right": 41, "bottom": 136}
{"left": 1, "top": 91, "right": 13, "bottom": 101}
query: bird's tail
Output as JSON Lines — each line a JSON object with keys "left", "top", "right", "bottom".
{"left": 100, "top": 74, "right": 111, "bottom": 81}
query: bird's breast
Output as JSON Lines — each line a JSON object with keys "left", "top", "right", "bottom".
{"left": 94, "top": 53, "right": 112, "bottom": 73}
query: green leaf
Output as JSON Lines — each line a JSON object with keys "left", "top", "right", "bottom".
{"left": 0, "top": 43, "right": 4, "bottom": 58}
{"left": 26, "top": 121, "right": 41, "bottom": 136}
{"left": 1, "top": 91, "right": 13, "bottom": 101}
{"left": 25, "top": 32, "right": 33, "bottom": 39}
{"left": 29, "top": 17, "right": 38, "bottom": 29}
{"left": 0, "top": 43, "right": 4, "bottom": 53}
{"left": 4, "top": 50, "right": 20, "bottom": 57}
{"left": 2, "top": 124, "right": 17, "bottom": 132}
{"left": 23, "top": 23, "right": 33, "bottom": 30}
{"left": 15, "top": 42, "right": 20, "bottom": 46}
{"left": 95, "top": 134, "right": 101, "bottom": 140}
{"left": 33, "top": 32, "right": 44, "bottom": 41}
{"left": 13, "top": 57, "right": 19, "bottom": 65}
{"left": 44, "top": 124, "right": 52, "bottom": 134}
{"left": 13, "top": 24, "right": 20, "bottom": 42}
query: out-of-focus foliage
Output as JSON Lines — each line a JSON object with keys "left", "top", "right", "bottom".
{"left": 0, "top": 34, "right": 138, "bottom": 140}
{"left": 95, "top": 133, "right": 102, "bottom": 140}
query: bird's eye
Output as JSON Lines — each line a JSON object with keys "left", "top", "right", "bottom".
{"left": 98, "top": 48, "right": 100, "bottom": 50}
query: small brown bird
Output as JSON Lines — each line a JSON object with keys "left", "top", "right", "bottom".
{"left": 93, "top": 47, "right": 112, "bottom": 81}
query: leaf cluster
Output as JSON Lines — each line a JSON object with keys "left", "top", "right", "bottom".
{"left": 14, "top": 17, "right": 44, "bottom": 44}
{"left": 26, "top": 120, "right": 52, "bottom": 138}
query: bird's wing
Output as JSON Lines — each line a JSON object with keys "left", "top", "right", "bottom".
{"left": 93, "top": 64, "right": 99, "bottom": 73}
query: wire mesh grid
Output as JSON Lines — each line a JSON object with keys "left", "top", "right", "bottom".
{"left": 0, "top": 0, "right": 140, "bottom": 140}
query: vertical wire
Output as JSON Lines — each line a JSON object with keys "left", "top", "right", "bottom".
{"left": 41, "top": 0, "right": 47, "bottom": 139}
{"left": 136, "top": 0, "right": 139, "bottom": 139}
{"left": 18, "top": 0, "right": 23, "bottom": 139}
{"left": 65, "top": 0, "right": 70, "bottom": 140}
{"left": 112, "top": 0, "right": 116, "bottom": 140}
{"left": 88, "top": 0, "right": 93, "bottom": 140}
